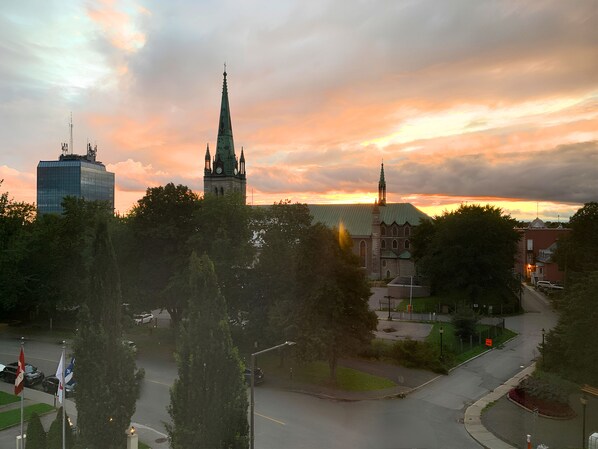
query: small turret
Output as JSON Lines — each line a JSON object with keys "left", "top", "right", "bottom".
{"left": 204, "top": 143, "right": 211, "bottom": 173}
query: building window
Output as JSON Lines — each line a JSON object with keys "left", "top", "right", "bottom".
{"left": 405, "top": 239, "right": 410, "bottom": 249}
{"left": 392, "top": 240, "right": 398, "bottom": 249}
{"left": 404, "top": 226, "right": 411, "bottom": 237}
{"left": 381, "top": 240, "right": 386, "bottom": 249}
{"left": 392, "top": 226, "right": 398, "bottom": 236}
{"left": 381, "top": 226, "right": 386, "bottom": 236}
{"left": 359, "top": 241, "right": 367, "bottom": 268}
{"left": 386, "top": 270, "right": 391, "bottom": 279}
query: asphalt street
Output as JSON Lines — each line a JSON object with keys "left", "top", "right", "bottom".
{"left": 0, "top": 285, "right": 556, "bottom": 448}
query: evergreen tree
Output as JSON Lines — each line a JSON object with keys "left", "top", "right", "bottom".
{"left": 46, "top": 407, "right": 74, "bottom": 449}
{"left": 167, "top": 253, "right": 248, "bottom": 449}
{"left": 73, "top": 220, "right": 140, "bottom": 449}
{"left": 25, "top": 412, "right": 47, "bottom": 449}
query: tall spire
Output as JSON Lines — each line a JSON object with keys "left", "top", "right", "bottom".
{"left": 215, "top": 67, "right": 236, "bottom": 176}
{"left": 378, "top": 162, "right": 386, "bottom": 206}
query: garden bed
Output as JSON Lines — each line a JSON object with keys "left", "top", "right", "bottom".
{"left": 508, "top": 387, "right": 576, "bottom": 419}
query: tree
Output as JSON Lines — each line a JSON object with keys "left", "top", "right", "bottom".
{"left": 452, "top": 307, "right": 480, "bottom": 340}
{"left": 554, "top": 202, "right": 598, "bottom": 276}
{"left": 167, "top": 253, "right": 248, "bottom": 448}
{"left": 245, "top": 201, "right": 313, "bottom": 350}
{"left": 73, "top": 220, "right": 140, "bottom": 449}
{"left": 294, "top": 223, "right": 377, "bottom": 380}
{"left": 542, "top": 271, "right": 598, "bottom": 385}
{"left": 46, "top": 407, "right": 74, "bottom": 449}
{"left": 412, "top": 204, "right": 520, "bottom": 305}
{"left": 26, "top": 411, "right": 47, "bottom": 449}
{"left": 127, "top": 183, "right": 201, "bottom": 324}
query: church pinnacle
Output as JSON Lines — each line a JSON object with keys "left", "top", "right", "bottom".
{"left": 378, "top": 162, "right": 386, "bottom": 205}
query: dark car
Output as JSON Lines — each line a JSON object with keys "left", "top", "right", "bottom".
{"left": 2, "top": 362, "right": 44, "bottom": 387}
{"left": 244, "top": 367, "right": 264, "bottom": 385}
{"left": 42, "top": 375, "right": 76, "bottom": 397}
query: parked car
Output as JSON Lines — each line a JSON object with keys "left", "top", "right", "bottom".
{"left": 0, "top": 363, "right": 5, "bottom": 380}
{"left": 2, "top": 362, "right": 44, "bottom": 387}
{"left": 42, "top": 375, "right": 76, "bottom": 397}
{"left": 134, "top": 313, "right": 154, "bottom": 325}
{"left": 244, "top": 367, "right": 265, "bottom": 385}
{"left": 536, "top": 281, "right": 564, "bottom": 292}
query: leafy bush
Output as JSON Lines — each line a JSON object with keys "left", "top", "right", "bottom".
{"left": 26, "top": 412, "right": 47, "bottom": 449}
{"left": 518, "top": 376, "right": 569, "bottom": 404}
{"left": 451, "top": 307, "right": 479, "bottom": 340}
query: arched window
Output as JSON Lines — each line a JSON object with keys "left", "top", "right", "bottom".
{"left": 359, "top": 241, "right": 367, "bottom": 268}
{"left": 381, "top": 240, "right": 386, "bottom": 249}
{"left": 386, "top": 270, "right": 391, "bottom": 279}
{"left": 392, "top": 240, "right": 398, "bottom": 249}
{"left": 381, "top": 226, "right": 386, "bottom": 236}
{"left": 214, "top": 187, "right": 218, "bottom": 195}
{"left": 392, "top": 226, "right": 398, "bottom": 236}
{"left": 404, "top": 226, "right": 411, "bottom": 237}
{"left": 405, "top": 239, "right": 410, "bottom": 249}
{"left": 220, "top": 187, "right": 224, "bottom": 196}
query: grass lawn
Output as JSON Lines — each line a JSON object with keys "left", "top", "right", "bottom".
{"left": 258, "top": 354, "right": 396, "bottom": 391}
{"left": 139, "top": 442, "right": 151, "bottom": 449}
{"left": 0, "top": 403, "right": 55, "bottom": 430}
{"left": 0, "top": 391, "right": 20, "bottom": 406}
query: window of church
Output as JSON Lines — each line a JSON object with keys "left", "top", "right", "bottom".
{"left": 381, "top": 240, "right": 386, "bottom": 249}
{"left": 386, "top": 270, "right": 391, "bottom": 279}
{"left": 405, "top": 239, "right": 410, "bottom": 249}
{"left": 381, "top": 226, "right": 386, "bottom": 236}
{"left": 405, "top": 225, "right": 411, "bottom": 237}
{"left": 359, "top": 241, "right": 367, "bottom": 268}
{"left": 392, "top": 240, "right": 398, "bottom": 249}
{"left": 392, "top": 226, "right": 398, "bottom": 236}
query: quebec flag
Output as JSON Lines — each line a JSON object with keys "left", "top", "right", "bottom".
{"left": 65, "top": 357, "right": 75, "bottom": 385}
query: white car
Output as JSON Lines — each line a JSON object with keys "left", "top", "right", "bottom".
{"left": 536, "top": 281, "right": 564, "bottom": 292}
{"left": 134, "top": 313, "right": 154, "bottom": 325}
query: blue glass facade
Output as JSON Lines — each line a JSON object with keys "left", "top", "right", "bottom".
{"left": 37, "top": 159, "right": 115, "bottom": 214}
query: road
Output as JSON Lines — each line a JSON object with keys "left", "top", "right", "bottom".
{"left": 0, "top": 285, "right": 556, "bottom": 448}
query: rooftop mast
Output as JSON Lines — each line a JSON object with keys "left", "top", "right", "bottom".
{"left": 69, "top": 113, "right": 73, "bottom": 155}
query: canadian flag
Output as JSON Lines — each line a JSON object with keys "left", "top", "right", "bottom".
{"left": 14, "top": 348, "right": 25, "bottom": 396}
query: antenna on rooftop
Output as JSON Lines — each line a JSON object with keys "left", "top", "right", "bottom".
{"left": 69, "top": 112, "right": 73, "bottom": 155}
{"left": 536, "top": 202, "right": 539, "bottom": 219}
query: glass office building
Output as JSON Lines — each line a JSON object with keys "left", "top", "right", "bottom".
{"left": 37, "top": 152, "right": 115, "bottom": 215}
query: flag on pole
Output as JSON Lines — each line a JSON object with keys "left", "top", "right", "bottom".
{"left": 65, "top": 357, "right": 75, "bottom": 385}
{"left": 14, "top": 348, "right": 25, "bottom": 396}
{"left": 55, "top": 352, "right": 65, "bottom": 404}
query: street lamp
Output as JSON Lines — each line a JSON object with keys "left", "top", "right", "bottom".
{"left": 439, "top": 326, "right": 444, "bottom": 359}
{"left": 580, "top": 395, "right": 588, "bottom": 449}
{"left": 250, "top": 341, "right": 296, "bottom": 449}
{"left": 384, "top": 295, "right": 396, "bottom": 321}
{"left": 541, "top": 328, "right": 545, "bottom": 365}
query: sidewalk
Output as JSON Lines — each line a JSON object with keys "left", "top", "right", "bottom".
{"left": 0, "top": 381, "right": 169, "bottom": 449}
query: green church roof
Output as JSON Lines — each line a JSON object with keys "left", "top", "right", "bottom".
{"left": 307, "top": 203, "right": 430, "bottom": 236}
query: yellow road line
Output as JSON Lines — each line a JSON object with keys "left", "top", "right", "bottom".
{"left": 255, "top": 412, "right": 286, "bottom": 426}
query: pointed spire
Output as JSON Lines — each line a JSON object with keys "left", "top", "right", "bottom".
{"left": 215, "top": 68, "right": 235, "bottom": 176}
{"left": 378, "top": 162, "right": 386, "bottom": 206}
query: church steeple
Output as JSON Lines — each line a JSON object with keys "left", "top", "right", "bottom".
{"left": 215, "top": 68, "right": 236, "bottom": 176}
{"left": 204, "top": 143, "right": 211, "bottom": 173}
{"left": 378, "top": 162, "right": 386, "bottom": 206}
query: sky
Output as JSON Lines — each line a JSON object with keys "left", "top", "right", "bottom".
{"left": 1, "top": 0, "right": 597, "bottom": 221}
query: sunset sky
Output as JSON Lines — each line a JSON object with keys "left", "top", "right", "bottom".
{"left": 1, "top": 0, "right": 597, "bottom": 220}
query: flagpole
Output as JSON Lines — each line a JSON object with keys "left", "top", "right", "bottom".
{"left": 62, "top": 341, "right": 66, "bottom": 449}
{"left": 20, "top": 337, "right": 24, "bottom": 442}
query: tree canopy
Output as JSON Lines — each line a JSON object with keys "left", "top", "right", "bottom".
{"left": 412, "top": 204, "right": 520, "bottom": 304}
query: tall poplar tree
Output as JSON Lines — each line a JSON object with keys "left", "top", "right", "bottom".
{"left": 73, "top": 220, "right": 140, "bottom": 449}
{"left": 167, "top": 253, "right": 248, "bottom": 449}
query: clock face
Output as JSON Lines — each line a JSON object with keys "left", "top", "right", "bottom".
{"left": 216, "top": 166, "right": 223, "bottom": 174}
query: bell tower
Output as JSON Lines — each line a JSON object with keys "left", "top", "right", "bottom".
{"left": 203, "top": 68, "right": 247, "bottom": 203}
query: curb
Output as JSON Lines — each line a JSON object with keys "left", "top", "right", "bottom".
{"left": 464, "top": 362, "right": 537, "bottom": 449}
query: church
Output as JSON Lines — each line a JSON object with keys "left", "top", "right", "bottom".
{"left": 203, "top": 70, "right": 430, "bottom": 280}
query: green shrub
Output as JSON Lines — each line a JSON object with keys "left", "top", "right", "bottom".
{"left": 518, "top": 376, "right": 569, "bottom": 404}
{"left": 26, "top": 412, "right": 47, "bottom": 449}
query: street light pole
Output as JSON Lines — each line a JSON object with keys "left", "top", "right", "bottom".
{"left": 439, "top": 326, "right": 444, "bottom": 359}
{"left": 581, "top": 395, "right": 587, "bottom": 449}
{"left": 384, "top": 295, "right": 396, "bottom": 321}
{"left": 250, "top": 341, "right": 296, "bottom": 449}
{"left": 409, "top": 275, "right": 413, "bottom": 320}
{"left": 541, "top": 328, "right": 545, "bottom": 366}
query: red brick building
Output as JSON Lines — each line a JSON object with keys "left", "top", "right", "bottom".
{"left": 514, "top": 218, "right": 570, "bottom": 284}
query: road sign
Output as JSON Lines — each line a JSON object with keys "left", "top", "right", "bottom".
{"left": 485, "top": 338, "right": 493, "bottom": 347}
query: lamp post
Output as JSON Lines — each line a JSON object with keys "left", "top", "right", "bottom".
{"left": 384, "top": 295, "right": 396, "bottom": 321}
{"left": 250, "top": 341, "right": 296, "bottom": 449}
{"left": 439, "top": 326, "right": 444, "bottom": 359}
{"left": 541, "top": 328, "right": 545, "bottom": 365}
{"left": 580, "top": 395, "right": 587, "bottom": 449}
{"left": 409, "top": 275, "right": 414, "bottom": 320}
